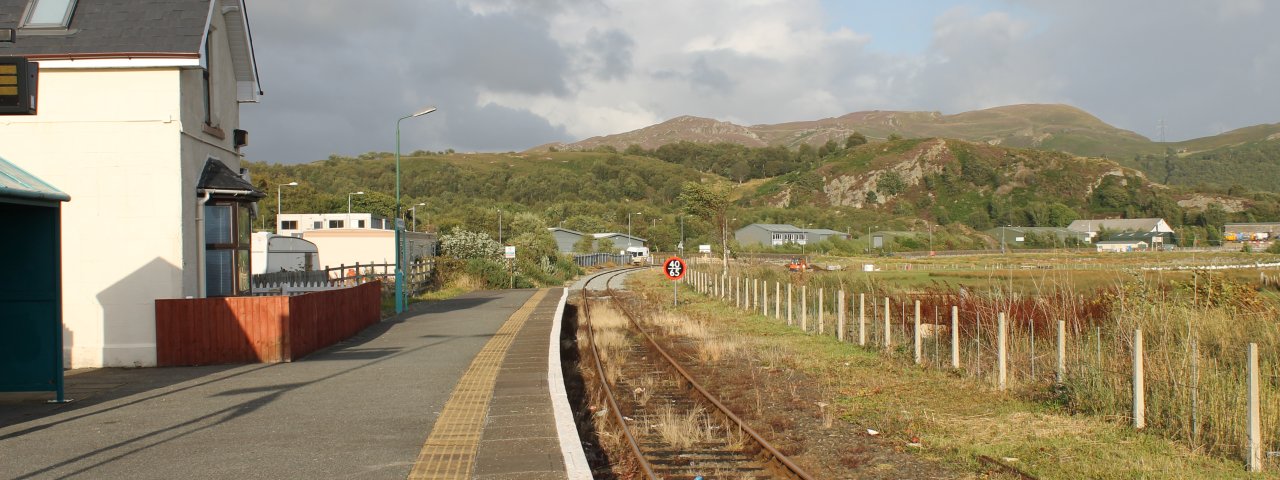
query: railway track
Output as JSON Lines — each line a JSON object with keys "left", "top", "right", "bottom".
{"left": 581, "top": 267, "right": 811, "bottom": 480}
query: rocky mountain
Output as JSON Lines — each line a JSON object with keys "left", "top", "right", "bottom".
{"left": 534, "top": 104, "right": 1280, "bottom": 161}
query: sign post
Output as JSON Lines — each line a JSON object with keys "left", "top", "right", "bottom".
{"left": 504, "top": 246, "right": 516, "bottom": 289}
{"left": 663, "top": 256, "right": 686, "bottom": 306}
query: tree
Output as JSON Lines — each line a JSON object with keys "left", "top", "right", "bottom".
{"left": 440, "top": 228, "right": 502, "bottom": 260}
{"left": 845, "top": 131, "right": 867, "bottom": 149}
{"left": 679, "top": 182, "right": 731, "bottom": 276}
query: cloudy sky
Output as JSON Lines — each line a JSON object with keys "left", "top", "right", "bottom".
{"left": 240, "top": 0, "right": 1280, "bottom": 164}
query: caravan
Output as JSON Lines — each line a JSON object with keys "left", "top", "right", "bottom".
{"left": 624, "top": 246, "right": 650, "bottom": 265}
{"left": 251, "top": 232, "right": 321, "bottom": 274}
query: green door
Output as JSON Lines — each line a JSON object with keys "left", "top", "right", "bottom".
{"left": 0, "top": 203, "right": 64, "bottom": 397}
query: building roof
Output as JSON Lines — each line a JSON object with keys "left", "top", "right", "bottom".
{"left": 739, "top": 223, "right": 803, "bottom": 233}
{"left": 547, "top": 227, "right": 584, "bottom": 236}
{"left": 0, "top": 0, "right": 261, "bottom": 101}
{"left": 804, "top": 228, "right": 847, "bottom": 236}
{"left": 1096, "top": 240, "right": 1149, "bottom": 245}
{"left": 0, "top": 0, "right": 211, "bottom": 57}
{"left": 197, "top": 159, "right": 264, "bottom": 198}
{"left": 0, "top": 155, "right": 69, "bottom": 203}
{"left": 592, "top": 232, "right": 647, "bottom": 242}
{"left": 1067, "top": 218, "right": 1167, "bottom": 232}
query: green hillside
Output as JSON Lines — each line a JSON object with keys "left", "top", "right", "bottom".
{"left": 255, "top": 137, "right": 1280, "bottom": 254}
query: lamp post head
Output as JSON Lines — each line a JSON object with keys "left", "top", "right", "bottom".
{"left": 412, "top": 107, "right": 437, "bottom": 118}
{"left": 355, "top": 191, "right": 365, "bottom": 195}
{"left": 416, "top": 202, "right": 426, "bottom": 206}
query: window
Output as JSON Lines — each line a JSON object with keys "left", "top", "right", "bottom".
{"left": 281, "top": 220, "right": 297, "bottom": 230}
{"left": 357, "top": 220, "right": 365, "bottom": 228}
{"left": 21, "top": 0, "right": 77, "bottom": 28}
{"left": 202, "top": 30, "right": 213, "bottom": 125}
{"left": 328, "top": 220, "right": 344, "bottom": 228}
{"left": 204, "top": 203, "right": 252, "bottom": 297}
{"left": 313, "top": 221, "right": 323, "bottom": 230}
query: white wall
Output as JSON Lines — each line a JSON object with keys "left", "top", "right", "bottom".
{"left": 301, "top": 230, "right": 434, "bottom": 269}
{"left": 0, "top": 7, "right": 250, "bottom": 367}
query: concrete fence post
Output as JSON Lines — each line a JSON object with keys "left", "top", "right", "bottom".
{"left": 914, "top": 300, "right": 922, "bottom": 364}
{"left": 859, "top": 293, "right": 866, "bottom": 346}
{"left": 752, "top": 278, "right": 758, "bottom": 310}
{"left": 778, "top": 284, "right": 788, "bottom": 330}
{"left": 818, "top": 288, "right": 825, "bottom": 335}
{"left": 775, "top": 282, "right": 781, "bottom": 319}
{"left": 801, "top": 285, "right": 809, "bottom": 332}
{"left": 761, "top": 279, "right": 768, "bottom": 316}
{"left": 883, "top": 297, "right": 892, "bottom": 351}
{"left": 1133, "top": 328, "right": 1145, "bottom": 430}
{"left": 998, "top": 312, "right": 1008, "bottom": 391}
{"left": 837, "top": 290, "right": 846, "bottom": 342}
{"left": 1247, "top": 342, "right": 1262, "bottom": 472}
{"left": 1056, "top": 320, "right": 1066, "bottom": 384}
{"left": 951, "top": 305, "right": 960, "bottom": 369}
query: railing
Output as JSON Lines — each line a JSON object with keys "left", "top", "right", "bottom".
{"left": 251, "top": 259, "right": 435, "bottom": 296}
{"left": 573, "top": 253, "right": 628, "bottom": 267}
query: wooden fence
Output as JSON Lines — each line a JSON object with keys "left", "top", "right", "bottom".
{"left": 251, "top": 259, "right": 433, "bottom": 296}
{"left": 155, "top": 282, "right": 381, "bottom": 366}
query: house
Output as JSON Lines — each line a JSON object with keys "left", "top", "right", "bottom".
{"left": 301, "top": 229, "right": 436, "bottom": 270}
{"left": 1104, "top": 231, "right": 1174, "bottom": 250}
{"left": 0, "top": 0, "right": 263, "bottom": 367}
{"left": 1067, "top": 218, "right": 1173, "bottom": 243}
{"left": 278, "top": 213, "right": 396, "bottom": 237}
{"left": 548, "top": 227, "right": 586, "bottom": 253}
{"left": 735, "top": 224, "right": 807, "bottom": 247}
{"left": 591, "top": 232, "right": 646, "bottom": 254}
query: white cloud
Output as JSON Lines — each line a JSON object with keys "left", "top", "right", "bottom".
{"left": 241, "top": 0, "right": 1280, "bottom": 163}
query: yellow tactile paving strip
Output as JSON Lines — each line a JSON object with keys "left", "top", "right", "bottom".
{"left": 408, "top": 289, "right": 550, "bottom": 480}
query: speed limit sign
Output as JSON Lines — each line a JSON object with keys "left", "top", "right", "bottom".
{"left": 663, "top": 257, "right": 686, "bottom": 280}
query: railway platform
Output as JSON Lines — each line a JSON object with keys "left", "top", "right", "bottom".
{"left": 0, "top": 287, "right": 591, "bottom": 479}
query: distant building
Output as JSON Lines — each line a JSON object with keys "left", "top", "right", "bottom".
{"left": 592, "top": 233, "right": 647, "bottom": 253}
{"left": 735, "top": 224, "right": 807, "bottom": 247}
{"left": 1104, "top": 231, "right": 1174, "bottom": 250}
{"left": 804, "top": 228, "right": 852, "bottom": 243}
{"left": 301, "top": 229, "right": 436, "bottom": 269}
{"left": 1067, "top": 218, "right": 1173, "bottom": 243}
{"left": 1223, "top": 223, "right": 1280, "bottom": 243}
{"left": 1096, "top": 240, "right": 1149, "bottom": 253}
{"left": 548, "top": 227, "right": 586, "bottom": 253}
{"left": 278, "top": 213, "right": 395, "bottom": 237}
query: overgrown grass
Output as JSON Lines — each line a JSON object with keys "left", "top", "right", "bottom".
{"left": 649, "top": 267, "right": 1270, "bottom": 478}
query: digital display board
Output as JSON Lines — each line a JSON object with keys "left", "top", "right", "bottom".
{"left": 0, "top": 57, "right": 37, "bottom": 115}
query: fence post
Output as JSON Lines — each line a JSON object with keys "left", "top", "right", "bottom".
{"left": 951, "top": 306, "right": 960, "bottom": 369}
{"left": 998, "top": 312, "right": 1008, "bottom": 391}
{"left": 883, "top": 297, "right": 891, "bottom": 351}
{"left": 1133, "top": 328, "right": 1145, "bottom": 430}
{"left": 774, "top": 282, "right": 781, "bottom": 319}
{"left": 778, "top": 284, "right": 788, "bottom": 330}
{"left": 858, "top": 293, "right": 866, "bottom": 346}
{"left": 914, "top": 300, "right": 922, "bottom": 364}
{"left": 1056, "top": 320, "right": 1066, "bottom": 384}
{"left": 837, "top": 290, "right": 846, "bottom": 342}
{"left": 801, "top": 285, "right": 808, "bottom": 332}
{"left": 1191, "top": 339, "right": 1200, "bottom": 442}
{"left": 761, "top": 279, "right": 768, "bottom": 316}
{"left": 1247, "top": 342, "right": 1262, "bottom": 472}
{"left": 818, "top": 288, "right": 825, "bottom": 335}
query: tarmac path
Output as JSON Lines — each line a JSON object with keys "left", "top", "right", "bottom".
{"left": 0, "top": 289, "right": 538, "bottom": 480}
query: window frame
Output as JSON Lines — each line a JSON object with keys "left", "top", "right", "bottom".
{"left": 20, "top": 0, "right": 78, "bottom": 29}
{"left": 204, "top": 201, "right": 253, "bottom": 297}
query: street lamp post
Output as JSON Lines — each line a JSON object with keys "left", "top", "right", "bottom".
{"left": 276, "top": 181, "right": 297, "bottom": 233}
{"left": 679, "top": 215, "right": 684, "bottom": 256}
{"left": 395, "top": 106, "right": 437, "bottom": 314}
{"left": 627, "top": 212, "right": 641, "bottom": 250}
{"left": 409, "top": 202, "right": 425, "bottom": 232}
{"left": 347, "top": 191, "right": 364, "bottom": 227}
{"left": 497, "top": 209, "right": 503, "bottom": 245}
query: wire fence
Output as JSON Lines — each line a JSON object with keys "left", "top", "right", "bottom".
{"left": 682, "top": 267, "right": 1280, "bottom": 473}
